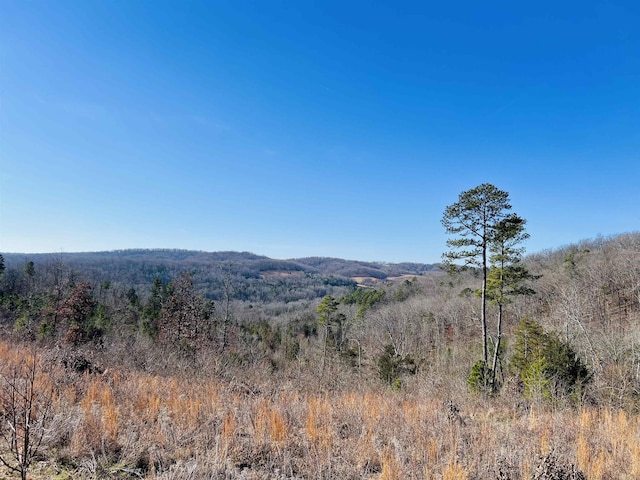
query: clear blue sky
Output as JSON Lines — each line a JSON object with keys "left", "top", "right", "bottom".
{"left": 1, "top": 1, "right": 639, "bottom": 263}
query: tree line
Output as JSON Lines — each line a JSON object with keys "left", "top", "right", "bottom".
{"left": 0, "top": 184, "right": 639, "bottom": 407}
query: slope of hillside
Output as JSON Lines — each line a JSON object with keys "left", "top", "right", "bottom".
{"left": 2, "top": 250, "right": 437, "bottom": 302}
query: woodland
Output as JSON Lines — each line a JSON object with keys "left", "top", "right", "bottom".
{"left": 1, "top": 186, "right": 640, "bottom": 479}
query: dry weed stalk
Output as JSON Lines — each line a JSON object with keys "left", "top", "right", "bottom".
{"left": 221, "top": 410, "right": 236, "bottom": 444}
{"left": 254, "top": 399, "right": 288, "bottom": 443}
{"left": 305, "top": 395, "right": 333, "bottom": 454}
{"left": 380, "top": 447, "right": 402, "bottom": 480}
{"left": 100, "top": 385, "right": 118, "bottom": 443}
{"left": 442, "top": 458, "right": 468, "bottom": 480}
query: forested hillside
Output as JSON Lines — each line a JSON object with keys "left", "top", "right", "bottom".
{"left": 0, "top": 232, "right": 639, "bottom": 479}
{"left": 2, "top": 250, "right": 437, "bottom": 303}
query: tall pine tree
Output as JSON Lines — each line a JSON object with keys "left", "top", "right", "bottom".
{"left": 442, "top": 183, "right": 521, "bottom": 390}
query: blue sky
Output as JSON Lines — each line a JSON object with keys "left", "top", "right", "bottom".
{"left": 1, "top": 1, "right": 639, "bottom": 263}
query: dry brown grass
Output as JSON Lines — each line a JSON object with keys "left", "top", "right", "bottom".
{"left": 1, "top": 340, "right": 639, "bottom": 479}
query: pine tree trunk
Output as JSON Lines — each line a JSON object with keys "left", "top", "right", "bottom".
{"left": 481, "top": 245, "right": 488, "bottom": 387}
{"left": 491, "top": 303, "right": 503, "bottom": 391}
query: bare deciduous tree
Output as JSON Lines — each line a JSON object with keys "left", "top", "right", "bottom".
{"left": 0, "top": 351, "right": 54, "bottom": 480}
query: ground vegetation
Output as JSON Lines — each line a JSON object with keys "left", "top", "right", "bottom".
{"left": 0, "top": 229, "right": 639, "bottom": 478}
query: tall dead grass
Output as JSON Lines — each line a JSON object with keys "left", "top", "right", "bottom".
{"left": 1, "top": 340, "right": 639, "bottom": 479}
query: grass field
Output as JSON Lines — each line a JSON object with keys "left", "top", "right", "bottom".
{"left": 1, "top": 341, "right": 639, "bottom": 479}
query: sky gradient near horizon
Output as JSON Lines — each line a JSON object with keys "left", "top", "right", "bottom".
{"left": 1, "top": 1, "right": 639, "bottom": 263}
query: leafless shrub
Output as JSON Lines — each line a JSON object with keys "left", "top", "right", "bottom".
{"left": 531, "top": 452, "right": 586, "bottom": 480}
{"left": 0, "top": 350, "right": 54, "bottom": 480}
{"left": 495, "top": 456, "right": 518, "bottom": 480}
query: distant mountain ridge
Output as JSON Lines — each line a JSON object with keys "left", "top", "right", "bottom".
{"left": 2, "top": 249, "right": 439, "bottom": 302}
{"left": 3, "top": 249, "right": 438, "bottom": 278}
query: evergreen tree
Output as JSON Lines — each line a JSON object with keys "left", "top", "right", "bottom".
{"left": 317, "top": 295, "right": 346, "bottom": 374}
{"left": 511, "top": 318, "right": 589, "bottom": 401}
{"left": 485, "top": 214, "right": 538, "bottom": 390}
{"left": 442, "top": 183, "right": 512, "bottom": 389}
{"left": 142, "top": 277, "right": 167, "bottom": 336}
